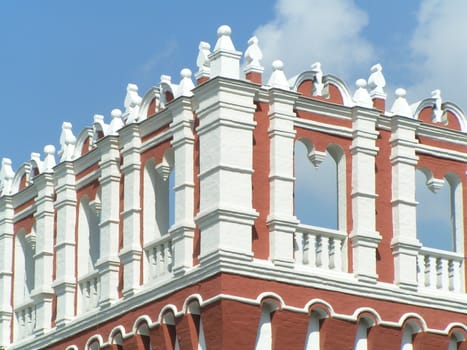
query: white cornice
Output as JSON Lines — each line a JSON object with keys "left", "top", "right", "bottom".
{"left": 417, "top": 123, "right": 467, "bottom": 146}
{"left": 138, "top": 107, "right": 172, "bottom": 141}
{"left": 416, "top": 143, "right": 467, "bottom": 163}
{"left": 293, "top": 117, "right": 353, "bottom": 139}
{"left": 140, "top": 128, "right": 172, "bottom": 154}
{"left": 73, "top": 148, "right": 100, "bottom": 177}
{"left": 12, "top": 184, "right": 37, "bottom": 214}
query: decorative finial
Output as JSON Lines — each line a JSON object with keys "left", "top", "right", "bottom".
{"left": 59, "top": 121, "right": 76, "bottom": 162}
{"left": 214, "top": 25, "right": 235, "bottom": 52}
{"left": 93, "top": 114, "right": 108, "bottom": 144}
{"left": 43, "top": 145, "right": 56, "bottom": 173}
{"left": 124, "top": 83, "right": 142, "bottom": 124}
{"left": 0, "top": 158, "right": 15, "bottom": 196}
{"left": 431, "top": 89, "right": 444, "bottom": 123}
{"left": 368, "top": 63, "right": 386, "bottom": 98}
{"left": 390, "top": 88, "right": 413, "bottom": 118}
{"left": 177, "top": 68, "right": 195, "bottom": 97}
{"left": 244, "top": 36, "right": 263, "bottom": 72}
{"left": 196, "top": 41, "right": 211, "bottom": 79}
{"left": 267, "top": 60, "right": 290, "bottom": 90}
{"left": 310, "top": 62, "right": 324, "bottom": 96}
{"left": 109, "top": 109, "right": 124, "bottom": 135}
{"left": 352, "top": 79, "right": 373, "bottom": 108}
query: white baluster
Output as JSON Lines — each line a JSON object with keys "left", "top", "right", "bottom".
{"left": 294, "top": 232, "right": 304, "bottom": 265}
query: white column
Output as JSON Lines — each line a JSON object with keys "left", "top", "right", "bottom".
{"left": 267, "top": 89, "right": 298, "bottom": 267}
{"left": 0, "top": 196, "right": 14, "bottom": 347}
{"left": 390, "top": 116, "right": 421, "bottom": 290}
{"left": 169, "top": 97, "right": 195, "bottom": 275}
{"left": 119, "top": 124, "right": 143, "bottom": 297}
{"left": 96, "top": 136, "right": 121, "bottom": 306}
{"left": 52, "top": 162, "right": 77, "bottom": 327}
{"left": 349, "top": 107, "right": 382, "bottom": 282}
{"left": 194, "top": 78, "right": 258, "bottom": 263}
{"left": 31, "top": 173, "right": 55, "bottom": 335}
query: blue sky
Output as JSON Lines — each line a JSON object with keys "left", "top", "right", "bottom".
{"left": 1, "top": 0, "right": 465, "bottom": 164}
{"left": 0, "top": 0, "right": 464, "bottom": 249}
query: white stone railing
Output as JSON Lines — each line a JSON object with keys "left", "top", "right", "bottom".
{"left": 14, "top": 299, "right": 36, "bottom": 339}
{"left": 144, "top": 234, "right": 173, "bottom": 281}
{"left": 294, "top": 224, "right": 347, "bottom": 272}
{"left": 78, "top": 270, "right": 100, "bottom": 313}
{"left": 417, "top": 247, "right": 464, "bottom": 293}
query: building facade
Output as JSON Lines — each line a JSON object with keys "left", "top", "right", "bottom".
{"left": 0, "top": 25, "right": 466, "bottom": 349}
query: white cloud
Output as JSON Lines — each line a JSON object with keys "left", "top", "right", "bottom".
{"left": 408, "top": 0, "right": 467, "bottom": 111}
{"left": 141, "top": 40, "right": 179, "bottom": 74}
{"left": 254, "top": 0, "right": 375, "bottom": 82}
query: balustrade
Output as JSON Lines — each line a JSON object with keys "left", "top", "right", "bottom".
{"left": 294, "top": 224, "right": 347, "bottom": 272}
{"left": 78, "top": 271, "right": 100, "bottom": 313}
{"left": 417, "top": 247, "right": 464, "bottom": 293}
{"left": 14, "top": 300, "right": 36, "bottom": 339}
{"left": 143, "top": 235, "right": 173, "bottom": 281}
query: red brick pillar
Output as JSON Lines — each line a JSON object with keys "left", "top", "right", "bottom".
{"left": 121, "top": 334, "right": 147, "bottom": 350}
{"left": 149, "top": 325, "right": 173, "bottom": 350}
{"left": 102, "top": 345, "right": 121, "bottom": 350}
{"left": 175, "top": 313, "right": 199, "bottom": 350}
{"left": 372, "top": 98, "right": 385, "bottom": 113}
{"left": 320, "top": 318, "right": 356, "bottom": 349}
{"left": 201, "top": 299, "right": 261, "bottom": 350}
{"left": 367, "top": 325, "right": 402, "bottom": 349}
{"left": 245, "top": 72, "right": 262, "bottom": 85}
{"left": 413, "top": 332, "right": 450, "bottom": 350}
{"left": 271, "top": 310, "right": 308, "bottom": 350}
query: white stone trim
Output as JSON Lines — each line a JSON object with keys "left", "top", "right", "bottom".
{"left": 96, "top": 136, "right": 121, "bottom": 308}
{"left": 119, "top": 123, "right": 143, "bottom": 297}
{"left": 0, "top": 197, "right": 14, "bottom": 347}
{"left": 10, "top": 278, "right": 467, "bottom": 350}
{"left": 349, "top": 107, "right": 382, "bottom": 282}
{"left": 390, "top": 116, "right": 422, "bottom": 290}
{"left": 30, "top": 172, "right": 55, "bottom": 335}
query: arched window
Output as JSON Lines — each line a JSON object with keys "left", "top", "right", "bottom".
{"left": 162, "top": 311, "right": 180, "bottom": 350}
{"left": 13, "top": 229, "right": 35, "bottom": 305}
{"left": 254, "top": 300, "right": 280, "bottom": 350}
{"left": 77, "top": 196, "right": 100, "bottom": 277}
{"left": 294, "top": 140, "right": 346, "bottom": 231}
{"left": 416, "top": 170, "right": 465, "bottom": 291}
{"left": 448, "top": 330, "right": 465, "bottom": 350}
{"left": 142, "top": 150, "right": 175, "bottom": 283}
{"left": 353, "top": 317, "right": 374, "bottom": 350}
{"left": 136, "top": 322, "right": 152, "bottom": 350}
{"left": 77, "top": 195, "right": 101, "bottom": 312}
{"left": 187, "top": 300, "right": 207, "bottom": 350}
{"left": 13, "top": 228, "right": 36, "bottom": 339}
{"left": 110, "top": 332, "right": 123, "bottom": 350}
{"left": 400, "top": 321, "right": 421, "bottom": 350}
{"left": 304, "top": 310, "right": 327, "bottom": 349}
{"left": 416, "top": 169, "right": 452, "bottom": 251}
{"left": 416, "top": 170, "right": 464, "bottom": 253}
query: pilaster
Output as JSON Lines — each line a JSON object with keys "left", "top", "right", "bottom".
{"left": 349, "top": 107, "right": 382, "bottom": 282}
{"left": 30, "top": 172, "right": 55, "bottom": 335}
{"left": 96, "top": 135, "right": 121, "bottom": 306}
{"left": 194, "top": 78, "right": 258, "bottom": 263}
{"left": 169, "top": 97, "right": 195, "bottom": 275}
{"left": 119, "top": 124, "right": 143, "bottom": 297}
{"left": 266, "top": 89, "right": 299, "bottom": 267}
{"left": 0, "top": 196, "right": 14, "bottom": 347}
{"left": 390, "top": 116, "right": 421, "bottom": 290}
{"left": 52, "top": 161, "right": 77, "bottom": 327}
